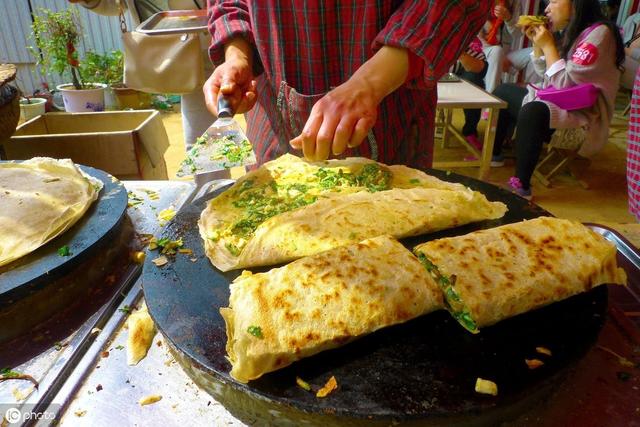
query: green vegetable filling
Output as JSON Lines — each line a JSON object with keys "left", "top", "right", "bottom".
{"left": 212, "top": 136, "right": 253, "bottom": 164}
{"left": 225, "top": 242, "right": 241, "bottom": 256}
{"left": 228, "top": 181, "right": 318, "bottom": 242}
{"left": 314, "top": 163, "right": 391, "bottom": 192}
{"left": 222, "top": 163, "right": 392, "bottom": 256}
{"left": 0, "top": 367, "right": 21, "bottom": 378}
{"left": 180, "top": 136, "right": 253, "bottom": 174}
{"left": 57, "top": 245, "right": 71, "bottom": 257}
{"left": 247, "top": 325, "right": 263, "bottom": 338}
{"left": 416, "top": 252, "right": 478, "bottom": 334}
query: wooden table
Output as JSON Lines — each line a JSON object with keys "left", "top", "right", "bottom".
{"left": 434, "top": 79, "right": 507, "bottom": 180}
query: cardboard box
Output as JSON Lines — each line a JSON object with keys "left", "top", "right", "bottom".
{"left": 3, "top": 110, "right": 169, "bottom": 180}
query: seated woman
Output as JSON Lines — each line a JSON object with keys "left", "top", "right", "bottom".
{"left": 491, "top": 0, "right": 624, "bottom": 200}
{"left": 453, "top": 37, "right": 488, "bottom": 150}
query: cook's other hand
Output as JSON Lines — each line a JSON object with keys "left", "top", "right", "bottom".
{"left": 204, "top": 37, "right": 257, "bottom": 116}
{"left": 290, "top": 46, "right": 410, "bottom": 162}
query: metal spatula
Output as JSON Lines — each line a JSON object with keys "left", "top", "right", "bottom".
{"left": 177, "top": 96, "right": 256, "bottom": 177}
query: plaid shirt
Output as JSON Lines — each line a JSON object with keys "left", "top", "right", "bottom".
{"left": 628, "top": 67, "right": 640, "bottom": 221}
{"left": 208, "top": 0, "right": 491, "bottom": 168}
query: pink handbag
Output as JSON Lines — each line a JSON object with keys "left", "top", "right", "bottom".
{"left": 530, "top": 23, "right": 601, "bottom": 111}
{"left": 531, "top": 83, "right": 599, "bottom": 110}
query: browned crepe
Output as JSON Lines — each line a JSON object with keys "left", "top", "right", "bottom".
{"left": 220, "top": 235, "right": 443, "bottom": 383}
{"left": 414, "top": 217, "right": 627, "bottom": 333}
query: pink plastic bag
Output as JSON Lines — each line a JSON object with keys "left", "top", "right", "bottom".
{"left": 531, "top": 83, "right": 599, "bottom": 111}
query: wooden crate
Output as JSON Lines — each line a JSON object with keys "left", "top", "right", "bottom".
{"left": 3, "top": 110, "right": 169, "bottom": 180}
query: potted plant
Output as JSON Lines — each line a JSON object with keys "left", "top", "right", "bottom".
{"left": 80, "top": 50, "right": 151, "bottom": 110}
{"left": 19, "top": 96, "right": 47, "bottom": 122}
{"left": 29, "top": 8, "right": 106, "bottom": 112}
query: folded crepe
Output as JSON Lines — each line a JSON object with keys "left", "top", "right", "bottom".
{"left": 413, "top": 217, "right": 627, "bottom": 333}
{"left": 0, "top": 158, "right": 102, "bottom": 267}
{"left": 516, "top": 15, "right": 549, "bottom": 27}
{"left": 200, "top": 154, "right": 507, "bottom": 271}
{"left": 221, "top": 235, "right": 443, "bottom": 383}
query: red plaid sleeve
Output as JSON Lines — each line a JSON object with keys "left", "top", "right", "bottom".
{"left": 373, "top": 0, "right": 491, "bottom": 89}
{"left": 207, "top": 0, "right": 263, "bottom": 74}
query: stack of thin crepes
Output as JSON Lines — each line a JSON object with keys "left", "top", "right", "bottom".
{"left": 199, "top": 154, "right": 508, "bottom": 271}
{"left": 221, "top": 218, "right": 626, "bottom": 383}
{"left": 0, "top": 157, "right": 102, "bottom": 267}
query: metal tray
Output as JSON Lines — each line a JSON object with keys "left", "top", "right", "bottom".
{"left": 136, "top": 10, "right": 208, "bottom": 35}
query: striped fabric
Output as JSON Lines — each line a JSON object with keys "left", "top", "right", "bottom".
{"left": 452, "top": 36, "right": 487, "bottom": 75}
{"left": 207, "top": 0, "right": 491, "bottom": 168}
{"left": 628, "top": 66, "right": 640, "bottom": 221}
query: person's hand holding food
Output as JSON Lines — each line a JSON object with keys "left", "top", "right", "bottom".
{"left": 526, "top": 24, "right": 560, "bottom": 66}
{"left": 494, "top": 4, "right": 511, "bottom": 21}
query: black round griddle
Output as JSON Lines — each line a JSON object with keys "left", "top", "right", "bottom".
{"left": 0, "top": 164, "right": 129, "bottom": 343}
{"left": 143, "top": 170, "right": 607, "bottom": 426}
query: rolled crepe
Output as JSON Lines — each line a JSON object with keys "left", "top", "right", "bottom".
{"left": 221, "top": 235, "right": 443, "bottom": 383}
{"left": 413, "top": 217, "right": 627, "bottom": 333}
{"left": 200, "top": 153, "right": 506, "bottom": 271}
{"left": 0, "top": 158, "right": 102, "bottom": 267}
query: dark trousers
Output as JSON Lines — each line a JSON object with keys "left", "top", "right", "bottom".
{"left": 455, "top": 63, "right": 488, "bottom": 136}
{"left": 493, "top": 83, "right": 554, "bottom": 190}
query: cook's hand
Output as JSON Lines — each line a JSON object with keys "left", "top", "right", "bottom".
{"left": 525, "top": 25, "right": 555, "bottom": 51}
{"left": 204, "top": 38, "right": 257, "bottom": 116}
{"left": 289, "top": 78, "right": 378, "bottom": 161}
{"left": 203, "top": 59, "right": 257, "bottom": 116}
{"left": 494, "top": 4, "right": 511, "bottom": 21}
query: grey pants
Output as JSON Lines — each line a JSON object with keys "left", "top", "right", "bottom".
{"left": 180, "top": 87, "right": 214, "bottom": 152}
{"left": 181, "top": 59, "right": 215, "bottom": 152}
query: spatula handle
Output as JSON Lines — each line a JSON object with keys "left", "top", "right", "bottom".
{"left": 217, "top": 96, "right": 234, "bottom": 118}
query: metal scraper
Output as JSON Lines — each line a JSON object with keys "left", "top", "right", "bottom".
{"left": 177, "top": 96, "right": 256, "bottom": 177}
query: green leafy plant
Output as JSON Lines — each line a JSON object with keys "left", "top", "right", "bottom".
{"left": 29, "top": 8, "right": 85, "bottom": 90}
{"left": 80, "top": 50, "right": 124, "bottom": 86}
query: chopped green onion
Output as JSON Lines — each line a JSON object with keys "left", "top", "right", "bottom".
{"left": 225, "top": 242, "right": 241, "bottom": 256}
{"left": 296, "top": 376, "right": 312, "bottom": 391}
{"left": 415, "top": 251, "right": 478, "bottom": 334}
{"left": 247, "top": 325, "right": 263, "bottom": 338}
